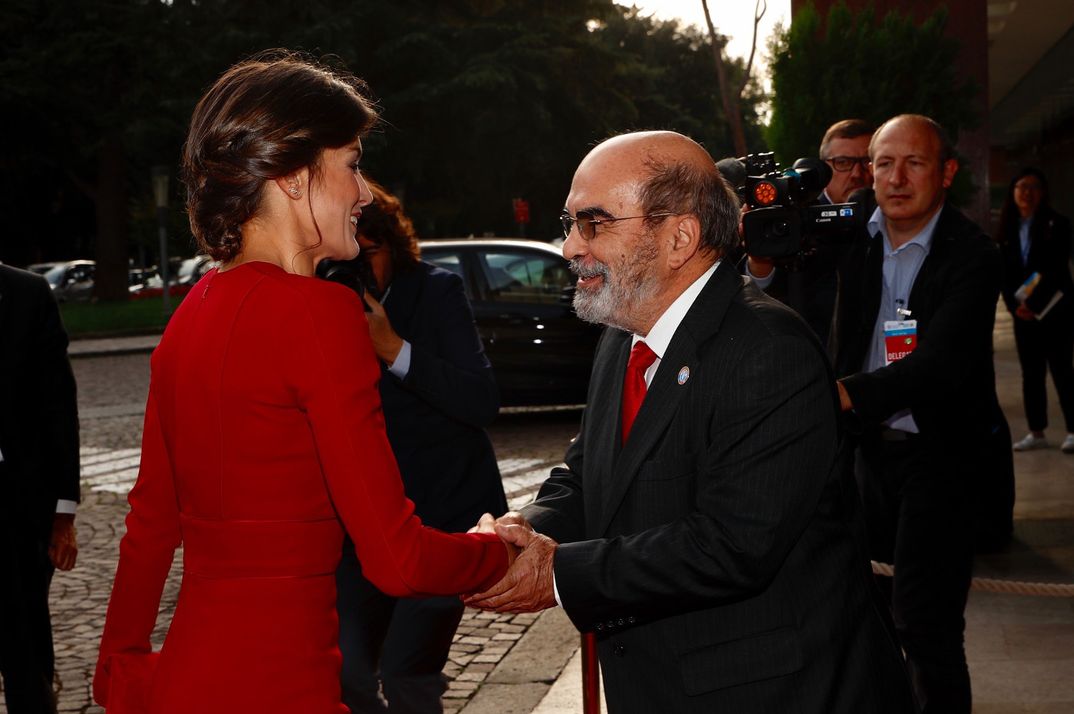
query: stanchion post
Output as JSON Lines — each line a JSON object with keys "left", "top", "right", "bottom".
{"left": 581, "top": 632, "right": 601, "bottom": 713}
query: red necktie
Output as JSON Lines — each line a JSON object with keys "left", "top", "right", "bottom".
{"left": 621, "top": 340, "right": 658, "bottom": 444}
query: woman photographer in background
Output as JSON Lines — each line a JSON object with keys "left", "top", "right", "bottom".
{"left": 997, "top": 167, "right": 1074, "bottom": 454}
{"left": 322, "top": 180, "right": 507, "bottom": 713}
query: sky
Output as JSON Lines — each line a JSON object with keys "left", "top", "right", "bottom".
{"left": 628, "top": 0, "right": 791, "bottom": 67}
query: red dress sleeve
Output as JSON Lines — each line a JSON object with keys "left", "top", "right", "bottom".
{"left": 292, "top": 281, "right": 508, "bottom": 597}
{"left": 93, "top": 387, "right": 182, "bottom": 707}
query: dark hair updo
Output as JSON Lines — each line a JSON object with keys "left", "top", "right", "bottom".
{"left": 182, "top": 50, "right": 378, "bottom": 262}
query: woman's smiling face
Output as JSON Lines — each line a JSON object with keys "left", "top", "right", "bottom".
{"left": 307, "top": 139, "right": 373, "bottom": 260}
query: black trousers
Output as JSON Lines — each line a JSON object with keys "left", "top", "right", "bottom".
{"left": 1012, "top": 313, "right": 1074, "bottom": 433}
{"left": 336, "top": 537, "right": 465, "bottom": 714}
{"left": 0, "top": 529, "right": 58, "bottom": 714}
{"left": 855, "top": 432, "right": 974, "bottom": 714}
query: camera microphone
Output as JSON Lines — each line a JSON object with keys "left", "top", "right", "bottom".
{"left": 715, "top": 157, "right": 747, "bottom": 189}
{"left": 789, "top": 157, "right": 832, "bottom": 194}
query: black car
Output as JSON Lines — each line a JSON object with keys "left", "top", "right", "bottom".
{"left": 419, "top": 238, "right": 601, "bottom": 407}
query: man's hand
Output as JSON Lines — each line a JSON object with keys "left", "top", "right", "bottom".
{"left": 746, "top": 256, "right": 775, "bottom": 279}
{"left": 836, "top": 380, "right": 854, "bottom": 412}
{"left": 1015, "top": 303, "right": 1035, "bottom": 321}
{"left": 49, "top": 513, "right": 77, "bottom": 571}
{"left": 468, "top": 512, "right": 525, "bottom": 568}
{"left": 362, "top": 292, "right": 405, "bottom": 364}
{"left": 468, "top": 511, "right": 532, "bottom": 534}
{"left": 463, "top": 524, "right": 557, "bottom": 613}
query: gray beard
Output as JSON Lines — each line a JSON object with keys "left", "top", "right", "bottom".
{"left": 570, "top": 246, "right": 659, "bottom": 332}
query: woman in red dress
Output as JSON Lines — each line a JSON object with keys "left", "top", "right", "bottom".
{"left": 93, "top": 52, "right": 512, "bottom": 714}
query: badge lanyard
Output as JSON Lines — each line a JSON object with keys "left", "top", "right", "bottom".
{"left": 883, "top": 298, "right": 917, "bottom": 366}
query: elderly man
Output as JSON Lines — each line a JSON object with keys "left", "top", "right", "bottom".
{"left": 831, "top": 115, "right": 1002, "bottom": 714}
{"left": 746, "top": 119, "right": 874, "bottom": 344}
{"left": 467, "top": 131, "right": 913, "bottom": 713}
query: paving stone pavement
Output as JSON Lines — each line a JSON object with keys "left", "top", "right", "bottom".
{"left": 13, "top": 304, "right": 1073, "bottom": 713}
{"left": 0, "top": 348, "right": 582, "bottom": 714}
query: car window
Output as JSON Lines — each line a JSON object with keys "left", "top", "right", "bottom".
{"left": 424, "top": 250, "right": 466, "bottom": 280}
{"left": 70, "top": 265, "right": 93, "bottom": 283}
{"left": 44, "top": 265, "right": 66, "bottom": 287}
{"left": 479, "top": 250, "right": 571, "bottom": 304}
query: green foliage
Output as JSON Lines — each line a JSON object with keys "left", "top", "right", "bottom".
{"left": 766, "top": 1, "right": 978, "bottom": 164}
{"left": 3, "top": 0, "right": 768, "bottom": 271}
{"left": 59, "top": 298, "right": 175, "bottom": 338}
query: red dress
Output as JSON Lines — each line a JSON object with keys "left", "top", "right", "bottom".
{"left": 94, "top": 262, "right": 508, "bottom": 713}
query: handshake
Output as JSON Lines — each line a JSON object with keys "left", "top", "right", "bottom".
{"left": 463, "top": 512, "right": 559, "bottom": 614}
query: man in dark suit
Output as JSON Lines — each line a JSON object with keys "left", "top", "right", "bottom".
{"left": 326, "top": 182, "right": 507, "bottom": 713}
{"left": 466, "top": 131, "right": 914, "bottom": 713}
{"left": 831, "top": 114, "right": 1003, "bottom": 714}
{"left": 0, "top": 264, "right": 80, "bottom": 714}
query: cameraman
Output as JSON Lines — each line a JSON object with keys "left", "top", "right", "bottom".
{"left": 745, "top": 119, "right": 873, "bottom": 345}
{"left": 831, "top": 115, "right": 1001, "bottom": 714}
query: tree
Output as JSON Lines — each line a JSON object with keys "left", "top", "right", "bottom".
{"left": 766, "top": 1, "right": 978, "bottom": 166}
{"left": 700, "top": 0, "right": 766, "bottom": 157}
{"left": 2, "top": 0, "right": 768, "bottom": 283}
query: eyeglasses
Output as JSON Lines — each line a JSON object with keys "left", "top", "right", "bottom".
{"left": 824, "top": 156, "right": 871, "bottom": 172}
{"left": 560, "top": 210, "right": 678, "bottom": 241}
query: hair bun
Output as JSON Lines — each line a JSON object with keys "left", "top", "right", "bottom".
{"left": 181, "top": 51, "right": 377, "bottom": 263}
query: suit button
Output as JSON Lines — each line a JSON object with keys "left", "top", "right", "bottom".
{"left": 606, "top": 620, "right": 615, "bottom": 629}
{"left": 595, "top": 623, "right": 604, "bottom": 632}
{"left": 613, "top": 643, "right": 626, "bottom": 657}
{"left": 616, "top": 618, "right": 624, "bottom": 626}
{"left": 627, "top": 616, "right": 636, "bottom": 624}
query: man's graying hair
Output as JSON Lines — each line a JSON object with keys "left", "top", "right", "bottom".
{"left": 637, "top": 157, "right": 740, "bottom": 257}
{"left": 819, "top": 118, "right": 874, "bottom": 157}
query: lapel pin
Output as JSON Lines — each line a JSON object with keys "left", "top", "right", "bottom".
{"left": 677, "top": 366, "right": 690, "bottom": 385}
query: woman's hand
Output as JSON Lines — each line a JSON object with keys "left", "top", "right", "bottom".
{"left": 362, "top": 292, "right": 405, "bottom": 364}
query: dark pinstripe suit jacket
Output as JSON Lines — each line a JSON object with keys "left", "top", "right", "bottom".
{"left": 522, "top": 261, "right": 913, "bottom": 713}
{"left": 0, "top": 265, "right": 80, "bottom": 542}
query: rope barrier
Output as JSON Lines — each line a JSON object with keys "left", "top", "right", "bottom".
{"left": 871, "top": 561, "right": 1074, "bottom": 597}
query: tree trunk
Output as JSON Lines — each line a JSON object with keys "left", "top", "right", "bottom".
{"left": 701, "top": 0, "right": 748, "bottom": 157}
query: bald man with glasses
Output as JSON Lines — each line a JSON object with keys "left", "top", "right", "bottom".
{"left": 465, "top": 131, "right": 914, "bottom": 714}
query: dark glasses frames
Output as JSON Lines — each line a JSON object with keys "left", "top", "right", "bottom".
{"left": 824, "top": 156, "right": 871, "bottom": 172}
{"left": 560, "top": 210, "right": 678, "bottom": 241}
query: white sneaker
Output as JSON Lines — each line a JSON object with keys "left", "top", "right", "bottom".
{"left": 1013, "top": 433, "right": 1049, "bottom": 451}
{"left": 1062, "top": 434, "right": 1074, "bottom": 454}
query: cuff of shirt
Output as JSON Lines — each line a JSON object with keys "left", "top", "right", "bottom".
{"left": 553, "top": 570, "right": 562, "bottom": 608}
{"left": 745, "top": 262, "right": 776, "bottom": 290}
{"left": 387, "top": 340, "right": 412, "bottom": 380}
{"left": 56, "top": 499, "right": 77, "bottom": 515}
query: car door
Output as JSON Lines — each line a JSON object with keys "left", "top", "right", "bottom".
{"left": 423, "top": 242, "right": 600, "bottom": 406}
{"left": 471, "top": 245, "right": 599, "bottom": 406}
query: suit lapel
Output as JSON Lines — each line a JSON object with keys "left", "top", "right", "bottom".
{"left": 595, "top": 262, "right": 742, "bottom": 536}
{"left": 908, "top": 207, "right": 954, "bottom": 319}
{"left": 381, "top": 265, "right": 430, "bottom": 349}
{"left": 582, "top": 330, "right": 630, "bottom": 534}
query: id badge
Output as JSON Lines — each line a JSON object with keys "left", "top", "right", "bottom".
{"left": 884, "top": 320, "right": 917, "bottom": 366}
